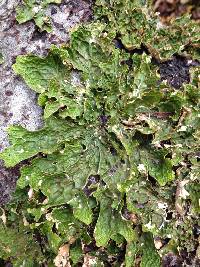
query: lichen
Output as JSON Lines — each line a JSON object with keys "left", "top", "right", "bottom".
{"left": 0, "top": 0, "right": 199, "bottom": 266}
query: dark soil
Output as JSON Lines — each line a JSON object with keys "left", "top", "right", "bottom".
{"left": 159, "top": 56, "right": 190, "bottom": 89}
{"left": 154, "top": 0, "right": 200, "bottom": 20}
{"left": 159, "top": 55, "right": 200, "bottom": 89}
{"left": 0, "top": 163, "right": 20, "bottom": 206}
{"left": 114, "top": 39, "right": 199, "bottom": 89}
{"left": 0, "top": 259, "right": 12, "bottom": 267}
{"left": 162, "top": 251, "right": 200, "bottom": 267}
{"left": 162, "top": 252, "right": 183, "bottom": 267}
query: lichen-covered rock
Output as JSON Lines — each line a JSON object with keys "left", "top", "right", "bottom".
{"left": 0, "top": 0, "right": 92, "bottom": 206}
{"left": 0, "top": 0, "right": 199, "bottom": 266}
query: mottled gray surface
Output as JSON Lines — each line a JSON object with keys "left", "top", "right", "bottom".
{"left": 0, "top": 0, "right": 92, "bottom": 205}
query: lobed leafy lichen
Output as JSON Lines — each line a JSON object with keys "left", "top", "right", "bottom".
{"left": 16, "top": 0, "right": 62, "bottom": 32}
{"left": 0, "top": 0, "right": 199, "bottom": 266}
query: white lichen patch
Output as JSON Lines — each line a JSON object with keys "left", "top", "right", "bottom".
{"left": 32, "top": 5, "right": 41, "bottom": 13}
{"left": 28, "top": 188, "right": 34, "bottom": 199}
{"left": 38, "top": 180, "right": 42, "bottom": 186}
{"left": 157, "top": 202, "right": 168, "bottom": 210}
{"left": 178, "top": 125, "right": 187, "bottom": 132}
{"left": 137, "top": 163, "right": 147, "bottom": 173}
{"left": 178, "top": 180, "right": 190, "bottom": 199}
{"left": 144, "top": 221, "right": 154, "bottom": 230}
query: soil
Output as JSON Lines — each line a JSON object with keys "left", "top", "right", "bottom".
{"left": 0, "top": 0, "right": 92, "bottom": 206}
{"left": 114, "top": 39, "right": 199, "bottom": 89}
{"left": 158, "top": 55, "right": 198, "bottom": 89}
{"left": 154, "top": 0, "right": 200, "bottom": 21}
{"left": 162, "top": 251, "right": 200, "bottom": 267}
{"left": 0, "top": 163, "right": 20, "bottom": 206}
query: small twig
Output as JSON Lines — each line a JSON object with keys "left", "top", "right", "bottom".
{"left": 122, "top": 112, "right": 173, "bottom": 127}
{"left": 176, "top": 107, "right": 191, "bottom": 129}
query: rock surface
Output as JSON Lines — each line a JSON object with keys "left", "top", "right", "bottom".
{"left": 0, "top": 0, "right": 92, "bottom": 205}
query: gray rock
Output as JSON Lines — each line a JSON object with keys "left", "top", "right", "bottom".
{"left": 0, "top": 0, "right": 92, "bottom": 205}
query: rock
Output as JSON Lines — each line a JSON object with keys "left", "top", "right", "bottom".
{"left": 0, "top": 0, "right": 92, "bottom": 205}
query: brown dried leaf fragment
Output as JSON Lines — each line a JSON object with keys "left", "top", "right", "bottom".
{"left": 130, "top": 213, "right": 138, "bottom": 224}
{"left": 196, "top": 237, "right": 200, "bottom": 259}
{"left": 83, "top": 254, "right": 99, "bottom": 267}
{"left": 54, "top": 244, "right": 71, "bottom": 267}
{"left": 175, "top": 180, "right": 190, "bottom": 216}
{"left": 154, "top": 237, "right": 163, "bottom": 250}
{"left": 176, "top": 107, "right": 191, "bottom": 129}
